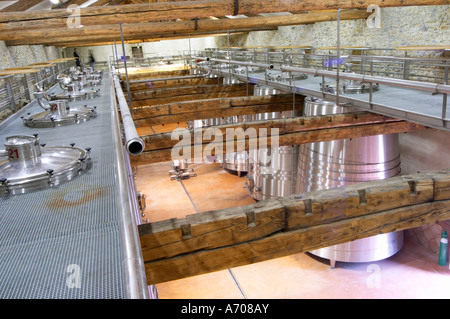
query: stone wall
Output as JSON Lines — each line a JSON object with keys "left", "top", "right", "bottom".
{"left": 0, "top": 41, "right": 17, "bottom": 70}
{"left": 0, "top": 42, "right": 62, "bottom": 70}
{"left": 215, "top": 5, "right": 449, "bottom": 57}
{"left": 0, "top": 41, "right": 62, "bottom": 123}
{"left": 216, "top": 5, "right": 450, "bottom": 257}
{"left": 8, "top": 45, "right": 36, "bottom": 67}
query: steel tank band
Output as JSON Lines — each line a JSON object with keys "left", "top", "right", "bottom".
{"left": 297, "top": 96, "right": 404, "bottom": 264}
{"left": 245, "top": 85, "right": 300, "bottom": 200}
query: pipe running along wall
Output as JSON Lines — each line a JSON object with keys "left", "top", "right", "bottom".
{"left": 113, "top": 74, "right": 145, "bottom": 156}
{"left": 110, "top": 70, "right": 150, "bottom": 299}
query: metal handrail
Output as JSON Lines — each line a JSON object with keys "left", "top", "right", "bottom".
{"left": 109, "top": 65, "right": 150, "bottom": 299}
{"left": 280, "top": 65, "right": 450, "bottom": 95}
{"left": 113, "top": 73, "right": 145, "bottom": 156}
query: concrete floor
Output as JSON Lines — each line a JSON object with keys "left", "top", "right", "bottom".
{"left": 134, "top": 161, "right": 450, "bottom": 300}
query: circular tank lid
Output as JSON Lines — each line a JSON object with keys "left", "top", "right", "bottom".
{"left": 0, "top": 135, "right": 91, "bottom": 196}
{"left": 321, "top": 77, "right": 380, "bottom": 94}
{"left": 54, "top": 88, "right": 100, "bottom": 101}
{"left": 268, "top": 71, "right": 308, "bottom": 82}
{"left": 22, "top": 101, "right": 97, "bottom": 128}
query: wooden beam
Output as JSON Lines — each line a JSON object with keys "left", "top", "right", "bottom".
{"left": 91, "top": 0, "right": 128, "bottom": 6}
{"left": 131, "top": 83, "right": 253, "bottom": 101}
{"left": 0, "top": 0, "right": 447, "bottom": 33}
{"left": 129, "top": 77, "right": 224, "bottom": 92}
{"left": 130, "top": 83, "right": 255, "bottom": 107}
{"left": 53, "top": 0, "right": 128, "bottom": 9}
{"left": 138, "top": 169, "right": 450, "bottom": 284}
{"left": 130, "top": 116, "right": 426, "bottom": 166}
{"left": 0, "top": 10, "right": 368, "bottom": 45}
{"left": 4, "top": 26, "right": 278, "bottom": 46}
{"left": 125, "top": 69, "right": 191, "bottom": 80}
{"left": 132, "top": 93, "right": 298, "bottom": 126}
{"left": 139, "top": 111, "right": 401, "bottom": 151}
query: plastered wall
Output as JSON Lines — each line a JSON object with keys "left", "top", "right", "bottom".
{"left": 64, "top": 36, "right": 217, "bottom": 64}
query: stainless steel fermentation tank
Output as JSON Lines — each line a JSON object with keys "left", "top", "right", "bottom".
{"left": 215, "top": 76, "right": 251, "bottom": 175}
{"left": 244, "top": 85, "right": 300, "bottom": 200}
{"left": 0, "top": 135, "right": 91, "bottom": 195}
{"left": 186, "top": 76, "right": 251, "bottom": 175}
{"left": 297, "top": 94, "right": 404, "bottom": 267}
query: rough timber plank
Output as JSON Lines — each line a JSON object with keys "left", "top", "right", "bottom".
{"left": 139, "top": 169, "right": 450, "bottom": 284}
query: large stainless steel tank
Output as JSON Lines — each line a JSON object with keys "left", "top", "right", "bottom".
{"left": 245, "top": 85, "right": 300, "bottom": 200}
{"left": 297, "top": 96, "right": 404, "bottom": 267}
{"left": 210, "top": 77, "right": 250, "bottom": 175}
{"left": 185, "top": 76, "right": 250, "bottom": 174}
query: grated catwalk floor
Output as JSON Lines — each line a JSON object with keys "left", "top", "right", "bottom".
{"left": 0, "top": 75, "right": 126, "bottom": 299}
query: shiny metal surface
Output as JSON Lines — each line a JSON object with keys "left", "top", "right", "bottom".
{"left": 320, "top": 74, "right": 380, "bottom": 95}
{"left": 217, "top": 85, "right": 286, "bottom": 174}
{"left": 110, "top": 74, "right": 150, "bottom": 299}
{"left": 23, "top": 93, "right": 97, "bottom": 128}
{"left": 245, "top": 85, "right": 300, "bottom": 200}
{"left": 194, "top": 56, "right": 450, "bottom": 130}
{"left": 185, "top": 88, "right": 254, "bottom": 174}
{"left": 297, "top": 96, "right": 403, "bottom": 265}
{"left": 56, "top": 74, "right": 101, "bottom": 101}
{"left": 223, "top": 77, "right": 243, "bottom": 85}
{"left": 55, "top": 86, "right": 100, "bottom": 101}
{"left": 268, "top": 70, "right": 308, "bottom": 82}
{"left": 170, "top": 159, "right": 197, "bottom": 180}
{"left": 246, "top": 145, "right": 299, "bottom": 200}
{"left": 0, "top": 135, "right": 91, "bottom": 196}
{"left": 113, "top": 74, "right": 145, "bottom": 156}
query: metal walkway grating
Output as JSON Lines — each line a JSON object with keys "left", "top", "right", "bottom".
{"left": 0, "top": 74, "right": 127, "bottom": 299}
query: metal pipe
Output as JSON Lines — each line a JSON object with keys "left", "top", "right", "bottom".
{"left": 113, "top": 74, "right": 145, "bottom": 156}
{"left": 33, "top": 91, "right": 51, "bottom": 110}
{"left": 336, "top": 8, "right": 341, "bottom": 107}
{"left": 119, "top": 23, "right": 133, "bottom": 107}
{"left": 110, "top": 69, "right": 150, "bottom": 299}
{"left": 193, "top": 56, "right": 274, "bottom": 70}
{"left": 280, "top": 65, "right": 450, "bottom": 95}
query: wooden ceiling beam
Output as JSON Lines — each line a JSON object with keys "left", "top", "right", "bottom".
{"left": 130, "top": 116, "right": 426, "bottom": 166}
{"left": 138, "top": 112, "right": 421, "bottom": 152}
{"left": 133, "top": 93, "right": 297, "bottom": 126}
{"left": 4, "top": 26, "right": 278, "bottom": 46}
{"left": 89, "top": 0, "right": 128, "bottom": 6}
{"left": 0, "top": 0, "right": 447, "bottom": 32}
{"left": 53, "top": 0, "right": 127, "bottom": 8}
{"left": 0, "top": 10, "right": 368, "bottom": 46}
{"left": 49, "top": 32, "right": 242, "bottom": 47}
